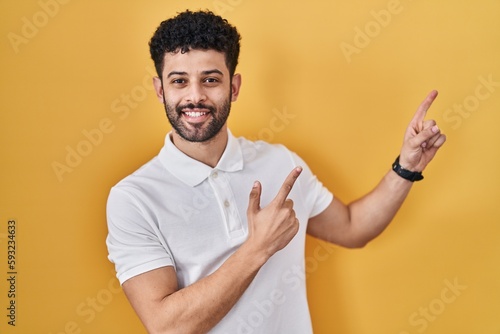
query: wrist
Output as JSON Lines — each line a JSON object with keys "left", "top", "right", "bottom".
{"left": 239, "top": 239, "right": 269, "bottom": 269}
{"left": 392, "top": 155, "right": 423, "bottom": 182}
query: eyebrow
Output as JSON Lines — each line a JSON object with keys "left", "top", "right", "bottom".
{"left": 166, "top": 69, "right": 224, "bottom": 78}
{"left": 166, "top": 71, "right": 187, "bottom": 78}
{"left": 202, "top": 69, "right": 223, "bottom": 76}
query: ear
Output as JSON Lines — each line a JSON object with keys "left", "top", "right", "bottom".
{"left": 152, "top": 76, "right": 165, "bottom": 103}
{"left": 230, "top": 73, "right": 242, "bottom": 102}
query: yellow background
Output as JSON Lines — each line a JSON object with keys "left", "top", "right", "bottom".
{"left": 1, "top": 0, "right": 499, "bottom": 333}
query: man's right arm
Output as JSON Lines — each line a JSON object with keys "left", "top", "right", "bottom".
{"left": 121, "top": 167, "right": 303, "bottom": 334}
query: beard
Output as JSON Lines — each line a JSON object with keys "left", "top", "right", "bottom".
{"left": 164, "top": 97, "right": 231, "bottom": 143}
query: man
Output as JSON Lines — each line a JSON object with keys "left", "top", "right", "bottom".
{"left": 106, "top": 10, "right": 446, "bottom": 334}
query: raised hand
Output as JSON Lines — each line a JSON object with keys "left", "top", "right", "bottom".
{"left": 399, "top": 90, "right": 447, "bottom": 172}
{"left": 246, "top": 167, "right": 302, "bottom": 259}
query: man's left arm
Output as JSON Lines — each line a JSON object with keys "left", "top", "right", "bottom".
{"left": 307, "top": 90, "right": 446, "bottom": 248}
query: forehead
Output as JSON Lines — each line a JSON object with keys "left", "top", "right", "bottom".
{"left": 162, "top": 49, "right": 228, "bottom": 75}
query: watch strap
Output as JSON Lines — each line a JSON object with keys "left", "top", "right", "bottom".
{"left": 392, "top": 156, "right": 424, "bottom": 182}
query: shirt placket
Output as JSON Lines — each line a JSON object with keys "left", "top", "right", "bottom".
{"left": 208, "top": 169, "right": 244, "bottom": 238}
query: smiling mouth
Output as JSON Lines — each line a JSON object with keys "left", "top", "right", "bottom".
{"left": 183, "top": 110, "right": 209, "bottom": 117}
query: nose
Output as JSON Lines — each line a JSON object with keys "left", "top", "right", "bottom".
{"left": 185, "top": 82, "right": 207, "bottom": 104}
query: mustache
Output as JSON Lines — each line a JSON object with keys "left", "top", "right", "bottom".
{"left": 176, "top": 103, "right": 216, "bottom": 113}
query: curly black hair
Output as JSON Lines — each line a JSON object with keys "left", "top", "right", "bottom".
{"left": 149, "top": 10, "right": 241, "bottom": 78}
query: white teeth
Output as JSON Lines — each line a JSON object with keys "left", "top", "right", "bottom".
{"left": 185, "top": 111, "right": 207, "bottom": 117}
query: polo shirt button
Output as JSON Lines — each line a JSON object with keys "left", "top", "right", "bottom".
{"left": 224, "top": 200, "right": 230, "bottom": 207}
{"left": 212, "top": 171, "right": 218, "bottom": 178}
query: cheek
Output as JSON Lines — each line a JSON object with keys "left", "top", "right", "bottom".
{"left": 214, "top": 88, "right": 233, "bottom": 103}
{"left": 163, "top": 91, "right": 180, "bottom": 105}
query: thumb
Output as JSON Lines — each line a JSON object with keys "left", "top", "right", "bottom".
{"left": 247, "top": 181, "right": 261, "bottom": 215}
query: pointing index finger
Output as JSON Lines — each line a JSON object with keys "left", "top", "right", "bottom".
{"left": 411, "top": 90, "right": 438, "bottom": 127}
{"left": 275, "top": 167, "right": 302, "bottom": 204}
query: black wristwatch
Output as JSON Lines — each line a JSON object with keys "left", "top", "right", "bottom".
{"left": 392, "top": 156, "right": 423, "bottom": 182}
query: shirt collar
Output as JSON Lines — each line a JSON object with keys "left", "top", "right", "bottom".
{"left": 158, "top": 129, "right": 244, "bottom": 187}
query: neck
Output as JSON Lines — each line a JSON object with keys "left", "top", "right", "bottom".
{"left": 170, "top": 126, "right": 229, "bottom": 168}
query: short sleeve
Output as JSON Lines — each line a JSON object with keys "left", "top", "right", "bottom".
{"left": 106, "top": 186, "right": 174, "bottom": 285}
{"left": 290, "top": 152, "right": 333, "bottom": 218}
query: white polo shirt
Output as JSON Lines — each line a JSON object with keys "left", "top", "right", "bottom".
{"left": 106, "top": 130, "right": 333, "bottom": 333}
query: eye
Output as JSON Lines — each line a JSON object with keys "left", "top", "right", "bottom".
{"left": 171, "top": 78, "right": 186, "bottom": 85}
{"left": 203, "top": 77, "right": 220, "bottom": 86}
